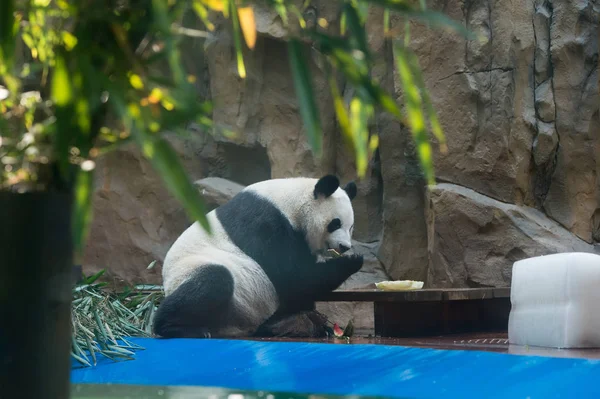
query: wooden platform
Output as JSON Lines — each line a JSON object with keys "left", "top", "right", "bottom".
{"left": 247, "top": 332, "right": 600, "bottom": 360}
{"left": 317, "top": 287, "right": 512, "bottom": 337}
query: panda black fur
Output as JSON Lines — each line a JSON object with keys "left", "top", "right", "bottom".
{"left": 152, "top": 175, "right": 363, "bottom": 338}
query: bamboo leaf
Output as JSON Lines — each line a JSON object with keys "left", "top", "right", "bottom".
{"left": 349, "top": 97, "right": 372, "bottom": 178}
{"left": 72, "top": 167, "right": 94, "bottom": 256}
{"left": 84, "top": 334, "right": 97, "bottom": 366}
{"left": 72, "top": 352, "right": 92, "bottom": 367}
{"left": 287, "top": 38, "right": 322, "bottom": 157}
{"left": 151, "top": 0, "right": 185, "bottom": 85}
{"left": 192, "top": 0, "right": 215, "bottom": 31}
{"left": 263, "top": 0, "right": 288, "bottom": 26}
{"left": 342, "top": 3, "right": 369, "bottom": 61}
{"left": 363, "top": 0, "right": 474, "bottom": 39}
{"left": 108, "top": 345, "right": 135, "bottom": 356}
{"left": 51, "top": 52, "right": 77, "bottom": 180}
{"left": 394, "top": 44, "right": 435, "bottom": 185}
{"left": 401, "top": 46, "right": 447, "bottom": 153}
{"left": 72, "top": 335, "right": 89, "bottom": 363}
{"left": 100, "top": 350, "right": 135, "bottom": 360}
{"left": 0, "top": 0, "right": 16, "bottom": 71}
{"left": 201, "top": 0, "right": 224, "bottom": 12}
{"left": 383, "top": 9, "right": 390, "bottom": 35}
{"left": 237, "top": 6, "right": 257, "bottom": 50}
{"left": 84, "top": 270, "right": 105, "bottom": 285}
{"left": 94, "top": 309, "right": 110, "bottom": 346}
{"left": 51, "top": 55, "right": 73, "bottom": 107}
{"left": 328, "top": 74, "right": 352, "bottom": 147}
{"left": 310, "top": 42, "right": 402, "bottom": 122}
{"left": 229, "top": 1, "right": 246, "bottom": 78}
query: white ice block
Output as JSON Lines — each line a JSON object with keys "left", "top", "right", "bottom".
{"left": 508, "top": 252, "right": 600, "bottom": 349}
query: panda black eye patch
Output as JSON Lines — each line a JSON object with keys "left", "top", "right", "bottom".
{"left": 327, "top": 218, "right": 342, "bottom": 233}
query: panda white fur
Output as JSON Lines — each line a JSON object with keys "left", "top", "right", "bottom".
{"left": 152, "top": 174, "right": 363, "bottom": 338}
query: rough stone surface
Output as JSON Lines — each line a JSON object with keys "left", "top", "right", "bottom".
{"left": 194, "top": 177, "right": 245, "bottom": 211}
{"left": 82, "top": 138, "right": 204, "bottom": 286}
{"left": 398, "top": 0, "right": 536, "bottom": 206}
{"left": 203, "top": 22, "right": 338, "bottom": 180}
{"left": 426, "top": 183, "right": 598, "bottom": 288}
{"left": 538, "top": 0, "right": 599, "bottom": 244}
{"left": 535, "top": 80, "right": 555, "bottom": 123}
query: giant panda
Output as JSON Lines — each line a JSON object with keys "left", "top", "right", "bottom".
{"left": 152, "top": 174, "right": 363, "bottom": 339}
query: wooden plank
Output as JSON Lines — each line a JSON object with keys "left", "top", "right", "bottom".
{"left": 374, "top": 297, "right": 511, "bottom": 337}
{"left": 317, "top": 287, "right": 510, "bottom": 303}
{"left": 442, "top": 288, "right": 495, "bottom": 301}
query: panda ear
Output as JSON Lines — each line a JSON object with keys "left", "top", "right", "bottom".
{"left": 344, "top": 182, "right": 357, "bottom": 201}
{"left": 313, "top": 175, "right": 340, "bottom": 199}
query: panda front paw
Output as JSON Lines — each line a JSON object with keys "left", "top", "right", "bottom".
{"left": 346, "top": 254, "right": 364, "bottom": 273}
{"left": 327, "top": 254, "right": 363, "bottom": 273}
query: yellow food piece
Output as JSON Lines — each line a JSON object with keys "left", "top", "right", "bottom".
{"left": 326, "top": 249, "right": 342, "bottom": 258}
{"left": 375, "top": 280, "right": 424, "bottom": 291}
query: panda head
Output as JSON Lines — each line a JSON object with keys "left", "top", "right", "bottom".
{"left": 305, "top": 175, "right": 357, "bottom": 255}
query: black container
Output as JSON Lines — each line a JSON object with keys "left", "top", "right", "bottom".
{"left": 0, "top": 191, "right": 73, "bottom": 399}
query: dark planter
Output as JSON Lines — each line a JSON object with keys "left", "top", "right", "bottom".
{"left": 0, "top": 191, "right": 74, "bottom": 399}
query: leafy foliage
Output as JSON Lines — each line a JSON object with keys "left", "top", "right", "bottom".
{"left": 71, "top": 269, "right": 162, "bottom": 368}
{"left": 1, "top": 0, "right": 471, "bottom": 255}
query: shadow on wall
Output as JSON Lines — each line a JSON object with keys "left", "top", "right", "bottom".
{"left": 204, "top": 142, "right": 272, "bottom": 187}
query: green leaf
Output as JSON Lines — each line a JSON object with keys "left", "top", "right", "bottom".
{"left": 51, "top": 55, "right": 73, "bottom": 106}
{"left": 329, "top": 47, "right": 402, "bottom": 120}
{"left": 0, "top": 0, "right": 16, "bottom": 71}
{"left": 394, "top": 43, "right": 435, "bottom": 185}
{"left": 287, "top": 38, "right": 322, "bottom": 157}
{"left": 265, "top": 0, "right": 288, "bottom": 26}
{"left": 192, "top": 0, "right": 215, "bottom": 31}
{"left": 383, "top": 9, "right": 390, "bottom": 34}
{"left": 342, "top": 3, "right": 370, "bottom": 61}
{"left": 363, "top": 0, "right": 474, "bottom": 39}
{"left": 349, "top": 97, "right": 371, "bottom": 178}
{"left": 72, "top": 166, "right": 94, "bottom": 257}
{"left": 229, "top": 1, "right": 246, "bottom": 78}
{"left": 51, "top": 53, "right": 76, "bottom": 180}
{"left": 84, "top": 334, "right": 97, "bottom": 366}
{"left": 327, "top": 73, "right": 352, "bottom": 146}
{"left": 84, "top": 269, "right": 105, "bottom": 285}
{"left": 61, "top": 30, "right": 78, "bottom": 51}
{"left": 401, "top": 45, "right": 447, "bottom": 153}
{"left": 151, "top": 0, "right": 186, "bottom": 85}
{"left": 128, "top": 73, "right": 144, "bottom": 90}
{"left": 71, "top": 352, "right": 92, "bottom": 367}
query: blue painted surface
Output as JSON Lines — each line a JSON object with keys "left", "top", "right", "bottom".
{"left": 71, "top": 338, "right": 600, "bottom": 399}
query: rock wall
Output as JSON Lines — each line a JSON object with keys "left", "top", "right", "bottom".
{"left": 82, "top": 1, "right": 599, "bottom": 327}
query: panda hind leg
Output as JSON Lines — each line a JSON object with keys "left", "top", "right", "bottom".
{"left": 152, "top": 264, "right": 234, "bottom": 338}
{"left": 254, "top": 310, "right": 329, "bottom": 338}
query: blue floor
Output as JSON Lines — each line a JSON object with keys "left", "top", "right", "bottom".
{"left": 71, "top": 338, "right": 600, "bottom": 399}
